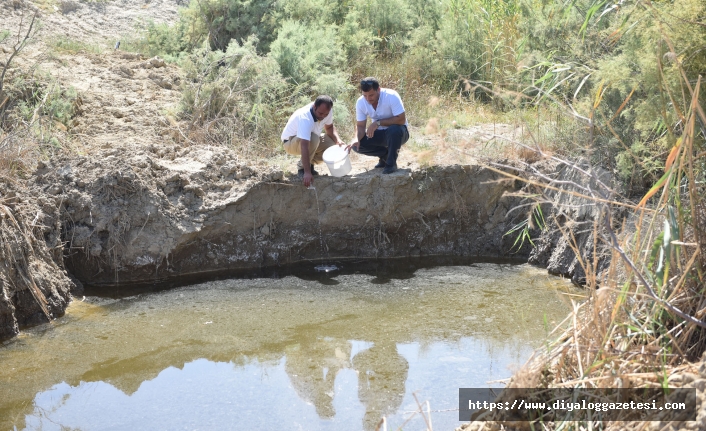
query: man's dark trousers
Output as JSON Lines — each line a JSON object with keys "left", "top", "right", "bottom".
{"left": 353, "top": 125, "right": 409, "bottom": 167}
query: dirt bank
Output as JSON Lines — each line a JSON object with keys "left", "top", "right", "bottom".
{"left": 0, "top": 178, "right": 78, "bottom": 340}
{"left": 526, "top": 160, "right": 619, "bottom": 284}
{"left": 31, "top": 145, "right": 531, "bottom": 287}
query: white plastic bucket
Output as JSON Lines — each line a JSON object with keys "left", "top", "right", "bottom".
{"left": 322, "top": 146, "right": 352, "bottom": 177}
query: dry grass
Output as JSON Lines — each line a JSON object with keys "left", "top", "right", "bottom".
{"left": 425, "top": 117, "right": 439, "bottom": 135}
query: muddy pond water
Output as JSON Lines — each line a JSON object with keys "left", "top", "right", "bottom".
{"left": 0, "top": 259, "right": 580, "bottom": 431}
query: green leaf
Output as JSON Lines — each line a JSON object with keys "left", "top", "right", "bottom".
{"left": 579, "top": 0, "right": 608, "bottom": 38}
{"left": 638, "top": 168, "right": 671, "bottom": 207}
{"left": 648, "top": 233, "right": 663, "bottom": 271}
{"left": 533, "top": 69, "right": 555, "bottom": 86}
{"left": 667, "top": 205, "right": 679, "bottom": 246}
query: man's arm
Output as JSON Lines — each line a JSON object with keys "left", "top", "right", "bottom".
{"left": 348, "top": 120, "right": 367, "bottom": 151}
{"left": 324, "top": 123, "right": 345, "bottom": 146}
{"left": 379, "top": 112, "right": 406, "bottom": 126}
{"left": 365, "top": 112, "right": 406, "bottom": 138}
{"left": 300, "top": 139, "right": 313, "bottom": 187}
{"left": 351, "top": 98, "right": 367, "bottom": 150}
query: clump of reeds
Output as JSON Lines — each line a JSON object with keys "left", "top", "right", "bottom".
{"left": 478, "top": 47, "right": 705, "bottom": 431}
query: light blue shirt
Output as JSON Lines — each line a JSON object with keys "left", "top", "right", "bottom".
{"left": 355, "top": 88, "right": 407, "bottom": 129}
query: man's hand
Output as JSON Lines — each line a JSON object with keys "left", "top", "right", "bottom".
{"left": 366, "top": 121, "right": 379, "bottom": 138}
{"left": 345, "top": 140, "right": 360, "bottom": 152}
{"left": 302, "top": 172, "right": 313, "bottom": 188}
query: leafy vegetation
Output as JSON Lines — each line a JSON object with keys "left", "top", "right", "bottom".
{"left": 505, "top": 71, "right": 706, "bottom": 428}
{"left": 504, "top": 202, "right": 545, "bottom": 252}
{"left": 142, "top": 0, "right": 532, "bottom": 156}
{"left": 516, "top": 0, "right": 706, "bottom": 193}
{"left": 178, "top": 37, "right": 288, "bottom": 156}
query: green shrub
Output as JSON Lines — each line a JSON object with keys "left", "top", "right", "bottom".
{"left": 44, "top": 86, "right": 77, "bottom": 126}
{"left": 350, "top": 0, "right": 413, "bottom": 53}
{"left": 270, "top": 0, "right": 346, "bottom": 25}
{"left": 338, "top": 10, "right": 378, "bottom": 60}
{"left": 2, "top": 69, "right": 77, "bottom": 128}
{"left": 180, "top": 37, "right": 291, "bottom": 153}
{"left": 268, "top": 20, "right": 347, "bottom": 93}
{"left": 143, "top": 0, "right": 522, "bottom": 98}
{"left": 143, "top": 21, "right": 191, "bottom": 60}
{"left": 185, "top": 0, "right": 276, "bottom": 52}
{"left": 515, "top": 0, "right": 706, "bottom": 193}
{"left": 144, "top": 0, "right": 277, "bottom": 56}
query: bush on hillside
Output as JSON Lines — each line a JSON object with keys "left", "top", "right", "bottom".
{"left": 180, "top": 37, "right": 288, "bottom": 152}
{"left": 268, "top": 21, "right": 346, "bottom": 91}
{"left": 147, "top": 0, "right": 519, "bottom": 89}
{"left": 155, "top": 0, "right": 276, "bottom": 56}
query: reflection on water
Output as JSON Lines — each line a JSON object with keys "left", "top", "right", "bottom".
{"left": 0, "top": 262, "right": 578, "bottom": 430}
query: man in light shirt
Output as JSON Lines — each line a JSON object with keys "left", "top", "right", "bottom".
{"left": 349, "top": 77, "right": 409, "bottom": 174}
{"left": 282, "top": 95, "right": 345, "bottom": 187}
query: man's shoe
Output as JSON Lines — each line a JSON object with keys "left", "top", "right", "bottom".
{"left": 382, "top": 164, "right": 397, "bottom": 174}
{"left": 374, "top": 159, "right": 386, "bottom": 169}
{"left": 311, "top": 165, "right": 320, "bottom": 176}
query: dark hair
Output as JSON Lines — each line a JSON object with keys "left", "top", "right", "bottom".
{"left": 314, "top": 95, "right": 334, "bottom": 109}
{"left": 360, "top": 77, "right": 379, "bottom": 92}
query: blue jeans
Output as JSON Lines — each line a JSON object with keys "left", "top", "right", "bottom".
{"left": 353, "top": 125, "right": 409, "bottom": 167}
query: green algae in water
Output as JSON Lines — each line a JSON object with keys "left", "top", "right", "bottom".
{"left": 0, "top": 262, "right": 580, "bottom": 430}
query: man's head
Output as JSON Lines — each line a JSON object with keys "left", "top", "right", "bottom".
{"left": 360, "top": 77, "right": 380, "bottom": 105}
{"left": 312, "top": 95, "right": 334, "bottom": 121}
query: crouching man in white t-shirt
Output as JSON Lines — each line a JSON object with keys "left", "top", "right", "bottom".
{"left": 348, "top": 77, "right": 409, "bottom": 174}
{"left": 282, "top": 95, "right": 345, "bottom": 187}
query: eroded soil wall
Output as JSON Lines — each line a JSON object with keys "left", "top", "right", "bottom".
{"left": 32, "top": 146, "right": 529, "bottom": 288}
{"left": 527, "top": 161, "right": 618, "bottom": 284}
{"left": 0, "top": 179, "right": 77, "bottom": 340}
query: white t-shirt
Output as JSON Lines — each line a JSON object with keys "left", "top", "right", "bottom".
{"left": 281, "top": 102, "right": 333, "bottom": 141}
{"left": 355, "top": 88, "right": 408, "bottom": 129}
